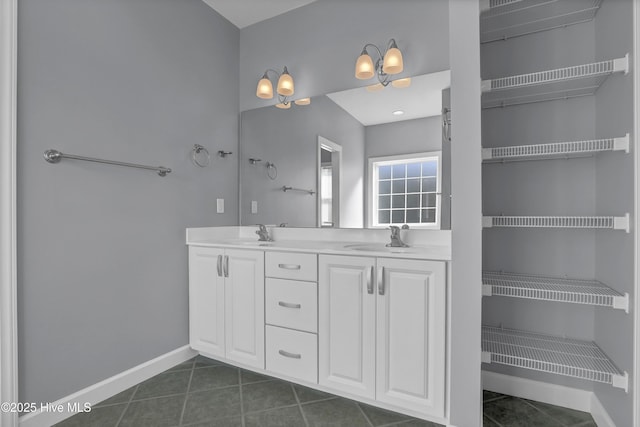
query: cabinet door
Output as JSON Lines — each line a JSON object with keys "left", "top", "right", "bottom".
{"left": 376, "top": 258, "right": 446, "bottom": 418}
{"left": 224, "top": 249, "right": 265, "bottom": 369}
{"left": 319, "top": 255, "right": 376, "bottom": 399}
{"left": 188, "top": 246, "right": 225, "bottom": 357}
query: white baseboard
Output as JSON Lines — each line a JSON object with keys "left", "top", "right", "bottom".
{"left": 19, "top": 345, "right": 196, "bottom": 427}
{"left": 482, "top": 371, "right": 617, "bottom": 427}
{"left": 482, "top": 371, "right": 591, "bottom": 412}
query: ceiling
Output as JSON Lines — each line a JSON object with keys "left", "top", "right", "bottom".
{"left": 326, "top": 71, "right": 451, "bottom": 126}
{"left": 202, "top": 0, "right": 318, "bottom": 28}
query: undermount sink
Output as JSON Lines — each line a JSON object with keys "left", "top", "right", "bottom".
{"left": 343, "top": 243, "right": 421, "bottom": 254}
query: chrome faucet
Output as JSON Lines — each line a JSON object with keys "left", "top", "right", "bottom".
{"left": 386, "top": 225, "right": 409, "bottom": 247}
{"left": 256, "top": 224, "right": 272, "bottom": 242}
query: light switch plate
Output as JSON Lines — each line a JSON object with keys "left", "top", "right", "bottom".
{"left": 251, "top": 200, "right": 258, "bottom": 214}
{"left": 216, "top": 198, "right": 224, "bottom": 213}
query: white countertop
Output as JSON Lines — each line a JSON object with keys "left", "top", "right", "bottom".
{"left": 186, "top": 227, "right": 451, "bottom": 261}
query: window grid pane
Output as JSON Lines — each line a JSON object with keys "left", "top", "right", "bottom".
{"left": 374, "top": 156, "right": 438, "bottom": 226}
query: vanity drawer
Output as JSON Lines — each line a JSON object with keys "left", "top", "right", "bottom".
{"left": 266, "top": 278, "right": 317, "bottom": 333}
{"left": 266, "top": 325, "right": 317, "bottom": 383}
{"left": 265, "top": 252, "right": 317, "bottom": 282}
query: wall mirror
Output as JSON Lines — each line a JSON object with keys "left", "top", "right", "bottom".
{"left": 239, "top": 70, "right": 451, "bottom": 229}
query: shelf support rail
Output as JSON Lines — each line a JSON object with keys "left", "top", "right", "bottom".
{"left": 44, "top": 149, "right": 171, "bottom": 177}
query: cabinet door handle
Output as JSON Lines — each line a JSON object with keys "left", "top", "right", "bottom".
{"left": 216, "top": 255, "right": 223, "bottom": 277}
{"left": 378, "top": 267, "right": 385, "bottom": 295}
{"left": 278, "top": 263, "right": 301, "bottom": 270}
{"left": 278, "top": 350, "right": 302, "bottom": 359}
{"left": 278, "top": 301, "right": 302, "bottom": 309}
{"left": 366, "top": 265, "right": 373, "bottom": 294}
{"left": 223, "top": 255, "right": 229, "bottom": 277}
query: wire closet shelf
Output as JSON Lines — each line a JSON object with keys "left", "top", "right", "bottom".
{"left": 481, "top": 54, "right": 628, "bottom": 108}
{"left": 481, "top": 326, "right": 628, "bottom": 391}
{"left": 482, "top": 271, "right": 629, "bottom": 312}
{"left": 482, "top": 134, "right": 630, "bottom": 162}
{"left": 482, "top": 214, "right": 630, "bottom": 233}
{"left": 480, "top": 0, "right": 603, "bottom": 44}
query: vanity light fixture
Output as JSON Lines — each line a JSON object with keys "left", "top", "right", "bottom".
{"left": 256, "top": 66, "right": 295, "bottom": 106}
{"left": 355, "top": 39, "right": 404, "bottom": 87}
{"left": 294, "top": 97, "right": 311, "bottom": 106}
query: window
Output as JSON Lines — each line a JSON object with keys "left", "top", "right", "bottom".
{"left": 368, "top": 152, "right": 441, "bottom": 229}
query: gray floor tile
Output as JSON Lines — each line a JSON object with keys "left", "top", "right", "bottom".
{"left": 53, "top": 403, "right": 126, "bottom": 427}
{"left": 245, "top": 405, "right": 307, "bottom": 427}
{"left": 165, "top": 358, "right": 196, "bottom": 372}
{"left": 133, "top": 370, "right": 191, "bottom": 400}
{"left": 119, "top": 395, "right": 185, "bottom": 427}
{"left": 483, "top": 415, "right": 502, "bottom": 427}
{"left": 483, "top": 390, "right": 506, "bottom": 402}
{"left": 302, "top": 398, "right": 370, "bottom": 427}
{"left": 242, "top": 380, "right": 298, "bottom": 413}
{"left": 358, "top": 402, "right": 409, "bottom": 426}
{"left": 183, "top": 416, "right": 244, "bottom": 427}
{"left": 182, "top": 387, "right": 242, "bottom": 425}
{"left": 524, "top": 400, "right": 594, "bottom": 426}
{"left": 189, "top": 365, "right": 239, "bottom": 392}
{"left": 484, "top": 396, "right": 563, "bottom": 427}
{"left": 241, "top": 369, "right": 275, "bottom": 384}
{"left": 93, "top": 386, "right": 136, "bottom": 407}
{"left": 293, "top": 384, "right": 336, "bottom": 403}
{"left": 194, "top": 355, "right": 225, "bottom": 368}
{"left": 394, "top": 419, "right": 443, "bottom": 427}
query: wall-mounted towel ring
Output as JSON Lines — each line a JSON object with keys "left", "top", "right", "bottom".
{"left": 192, "top": 144, "right": 210, "bottom": 167}
{"left": 266, "top": 162, "right": 278, "bottom": 180}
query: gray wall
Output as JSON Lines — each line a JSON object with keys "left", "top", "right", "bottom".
{"left": 365, "top": 116, "right": 441, "bottom": 159}
{"left": 17, "top": 0, "right": 239, "bottom": 405}
{"left": 240, "top": 95, "right": 364, "bottom": 227}
{"left": 239, "top": 0, "right": 450, "bottom": 112}
{"left": 593, "top": 0, "right": 635, "bottom": 425}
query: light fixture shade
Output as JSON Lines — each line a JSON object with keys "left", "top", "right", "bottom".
{"left": 277, "top": 67, "right": 294, "bottom": 97}
{"left": 366, "top": 83, "right": 384, "bottom": 93}
{"left": 256, "top": 76, "right": 274, "bottom": 99}
{"left": 275, "top": 102, "right": 291, "bottom": 109}
{"left": 355, "top": 52, "right": 375, "bottom": 80}
{"left": 382, "top": 47, "right": 404, "bottom": 75}
{"left": 294, "top": 97, "right": 311, "bottom": 106}
{"left": 391, "top": 77, "right": 411, "bottom": 88}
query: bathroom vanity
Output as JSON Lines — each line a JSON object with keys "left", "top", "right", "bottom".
{"left": 186, "top": 226, "right": 451, "bottom": 424}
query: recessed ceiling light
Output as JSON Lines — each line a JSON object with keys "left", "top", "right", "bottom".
{"left": 392, "top": 110, "right": 405, "bottom": 116}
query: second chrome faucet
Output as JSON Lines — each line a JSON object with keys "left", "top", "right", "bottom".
{"left": 256, "top": 224, "right": 273, "bottom": 242}
{"left": 386, "top": 225, "right": 409, "bottom": 247}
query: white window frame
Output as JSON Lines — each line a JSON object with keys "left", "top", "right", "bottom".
{"left": 367, "top": 151, "right": 442, "bottom": 229}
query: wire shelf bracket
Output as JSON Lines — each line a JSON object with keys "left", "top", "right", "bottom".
{"left": 482, "top": 214, "right": 630, "bottom": 233}
{"left": 482, "top": 271, "right": 629, "bottom": 312}
{"left": 481, "top": 55, "right": 629, "bottom": 108}
{"left": 480, "top": 0, "right": 603, "bottom": 44}
{"left": 481, "top": 326, "right": 629, "bottom": 392}
{"left": 482, "top": 134, "right": 630, "bottom": 162}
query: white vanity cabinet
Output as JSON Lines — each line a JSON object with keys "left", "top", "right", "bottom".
{"left": 319, "top": 255, "right": 446, "bottom": 418}
{"left": 188, "top": 246, "right": 265, "bottom": 369}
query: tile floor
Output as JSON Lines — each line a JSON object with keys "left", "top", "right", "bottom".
{"left": 55, "top": 355, "right": 597, "bottom": 427}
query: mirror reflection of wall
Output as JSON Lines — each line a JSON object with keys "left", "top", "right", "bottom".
{"left": 240, "top": 70, "right": 450, "bottom": 229}
{"left": 318, "top": 137, "right": 342, "bottom": 228}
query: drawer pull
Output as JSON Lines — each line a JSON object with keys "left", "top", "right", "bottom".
{"left": 278, "top": 350, "right": 302, "bottom": 359}
{"left": 278, "top": 263, "right": 301, "bottom": 270}
{"left": 278, "top": 301, "right": 302, "bottom": 309}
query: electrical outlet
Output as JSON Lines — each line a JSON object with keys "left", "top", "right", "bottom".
{"left": 251, "top": 200, "right": 258, "bottom": 214}
{"left": 216, "top": 198, "right": 224, "bottom": 213}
